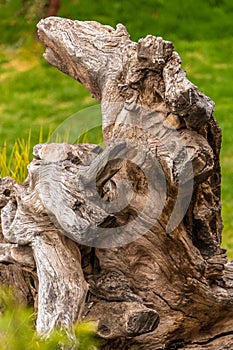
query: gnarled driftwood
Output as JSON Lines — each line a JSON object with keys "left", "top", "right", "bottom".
{"left": 0, "top": 17, "right": 232, "bottom": 350}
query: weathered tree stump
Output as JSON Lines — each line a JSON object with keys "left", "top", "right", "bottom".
{"left": 0, "top": 17, "right": 233, "bottom": 349}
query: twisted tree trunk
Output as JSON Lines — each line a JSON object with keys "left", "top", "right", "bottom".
{"left": 0, "top": 17, "right": 233, "bottom": 349}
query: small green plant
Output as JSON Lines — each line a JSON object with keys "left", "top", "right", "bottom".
{"left": 0, "top": 130, "right": 45, "bottom": 183}
{"left": 0, "top": 128, "right": 51, "bottom": 183}
{"left": 0, "top": 287, "right": 102, "bottom": 350}
{"left": 0, "top": 135, "right": 32, "bottom": 184}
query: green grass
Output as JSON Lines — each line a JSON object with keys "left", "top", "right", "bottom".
{"left": 0, "top": 42, "right": 96, "bottom": 151}
{"left": 0, "top": 0, "right": 232, "bottom": 257}
{"left": 0, "top": 136, "right": 31, "bottom": 183}
{"left": 0, "top": 288, "right": 102, "bottom": 349}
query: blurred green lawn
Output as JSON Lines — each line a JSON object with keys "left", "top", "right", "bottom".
{"left": 0, "top": 0, "right": 232, "bottom": 257}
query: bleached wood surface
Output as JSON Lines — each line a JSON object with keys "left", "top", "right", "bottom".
{"left": 0, "top": 17, "right": 232, "bottom": 349}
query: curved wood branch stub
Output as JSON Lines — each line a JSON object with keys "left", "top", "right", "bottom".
{"left": 32, "top": 233, "right": 88, "bottom": 335}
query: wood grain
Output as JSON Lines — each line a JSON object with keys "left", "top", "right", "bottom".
{"left": 0, "top": 17, "right": 232, "bottom": 349}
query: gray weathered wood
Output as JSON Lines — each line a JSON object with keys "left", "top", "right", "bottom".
{"left": 0, "top": 17, "right": 232, "bottom": 349}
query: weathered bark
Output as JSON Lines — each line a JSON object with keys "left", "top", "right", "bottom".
{"left": 0, "top": 17, "right": 232, "bottom": 349}
{"left": 0, "top": 177, "right": 36, "bottom": 305}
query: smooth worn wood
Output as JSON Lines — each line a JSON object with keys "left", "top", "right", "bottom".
{"left": 0, "top": 17, "right": 232, "bottom": 349}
